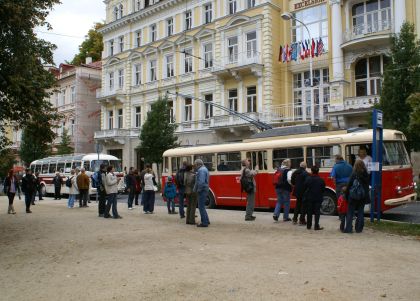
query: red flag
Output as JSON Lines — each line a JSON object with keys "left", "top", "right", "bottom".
{"left": 318, "top": 38, "right": 324, "bottom": 56}
{"left": 311, "top": 38, "right": 315, "bottom": 58}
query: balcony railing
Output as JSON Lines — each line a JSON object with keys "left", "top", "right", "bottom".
{"left": 343, "top": 11, "right": 393, "bottom": 43}
{"left": 212, "top": 51, "right": 262, "bottom": 72}
{"left": 328, "top": 95, "right": 380, "bottom": 113}
{"left": 96, "top": 88, "right": 124, "bottom": 99}
{"left": 94, "top": 128, "right": 141, "bottom": 139}
{"left": 265, "top": 103, "right": 329, "bottom": 123}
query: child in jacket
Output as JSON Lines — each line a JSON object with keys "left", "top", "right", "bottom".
{"left": 164, "top": 176, "right": 177, "bottom": 214}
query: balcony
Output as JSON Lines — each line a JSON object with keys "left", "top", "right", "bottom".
{"left": 212, "top": 51, "right": 263, "bottom": 79}
{"left": 342, "top": 13, "right": 393, "bottom": 50}
{"left": 57, "top": 102, "right": 75, "bottom": 112}
{"left": 265, "top": 103, "right": 329, "bottom": 124}
{"left": 328, "top": 95, "right": 380, "bottom": 113}
{"left": 94, "top": 128, "right": 140, "bottom": 144}
{"left": 96, "top": 88, "right": 125, "bottom": 104}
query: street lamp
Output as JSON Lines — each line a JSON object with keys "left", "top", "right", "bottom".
{"left": 281, "top": 12, "right": 315, "bottom": 125}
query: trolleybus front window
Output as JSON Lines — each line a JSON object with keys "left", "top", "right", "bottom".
{"left": 72, "top": 161, "right": 81, "bottom": 170}
{"left": 383, "top": 142, "right": 410, "bottom": 166}
{"left": 49, "top": 162, "right": 57, "bottom": 173}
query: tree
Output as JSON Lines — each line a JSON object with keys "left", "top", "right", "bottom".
{"left": 56, "top": 128, "right": 74, "bottom": 155}
{"left": 0, "top": 148, "right": 17, "bottom": 178}
{"left": 70, "top": 22, "right": 104, "bottom": 65}
{"left": 0, "top": 0, "right": 61, "bottom": 149}
{"left": 137, "top": 97, "right": 179, "bottom": 165}
{"left": 379, "top": 22, "right": 420, "bottom": 151}
{"left": 407, "top": 93, "right": 420, "bottom": 150}
{"left": 19, "top": 111, "right": 58, "bottom": 166}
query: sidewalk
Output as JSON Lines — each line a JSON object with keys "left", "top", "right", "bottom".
{"left": 1, "top": 196, "right": 419, "bottom": 301}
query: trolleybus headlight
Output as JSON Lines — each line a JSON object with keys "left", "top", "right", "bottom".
{"left": 396, "top": 186, "right": 402, "bottom": 194}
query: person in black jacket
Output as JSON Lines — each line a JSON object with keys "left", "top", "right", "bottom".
{"left": 303, "top": 166, "right": 325, "bottom": 230}
{"left": 52, "top": 171, "right": 63, "bottom": 200}
{"left": 126, "top": 168, "right": 136, "bottom": 210}
{"left": 344, "top": 159, "right": 369, "bottom": 233}
{"left": 291, "top": 161, "right": 308, "bottom": 225}
{"left": 21, "top": 169, "right": 37, "bottom": 213}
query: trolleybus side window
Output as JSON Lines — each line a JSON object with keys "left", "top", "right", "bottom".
{"left": 49, "top": 162, "right": 57, "bottom": 173}
{"left": 382, "top": 142, "right": 410, "bottom": 166}
{"left": 307, "top": 145, "right": 340, "bottom": 168}
{"left": 217, "top": 152, "right": 241, "bottom": 171}
{"left": 35, "top": 164, "right": 42, "bottom": 173}
{"left": 57, "top": 162, "right": 65, "bottom": 173}
{"left": 65, "top": 162, "right": 72, "bottom": 173}
{"left": 345, "top": 144, "right": 372, "bottom": 166}
{"left": 110, "top": 160, "right": 122, "bottom": 172}
{"left": 171, "top": 156, "right": 191, "bottom": 172}
{"left": 272, "top": 148, "right": 304, "bottom": 169}
{"left": 72, "top": 161, "right": 81, "bottom": 170}
{"left": 163, "top": 157, "right": 169, "bottom": 173}
{"left": 194, "top": 154, "right": 215, "bottom": 171}
{"left": 83, "top": 160, "right": 90, "bottom": 171}
{"left": 246, "top": 151, "right": 267, "bottom": 170}
{"left": 42, "top": 163, "right": 48, "bottom": 174}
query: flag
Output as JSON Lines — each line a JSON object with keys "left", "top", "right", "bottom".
{"left": 291, "top": 43, "right": 297, "bottom": 61}
{"left": 305, "top": 40, "right": 310, "bottom": 58}
{"left": 311, "top": 38, "right": 315, "bottom": 58}
{"left": 318, "top": 37, "right": 324, "bottom": 56}
{"left": 283, "top": 44, "right": 287, "bottom": 62}
{"left": 279, "top": 45, "right": 283, "bottom": 62}
{"left": 288, "top": 44, "right": 293, "bottom": 62}
{"left": 315, "top": 39, "right": 319, "bottom": 57}
{"left": 299, "top": 42, "right": 305, "bottom": 60}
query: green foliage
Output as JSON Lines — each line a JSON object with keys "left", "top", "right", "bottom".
{"left": 0, "top": 148, "right": 17, "bottom": 178}
{"left": 379, "top": 22, "right": 420, "bottom": 151}
{"left": 408, "top": 93, "right": 420, "bottom": 134}
{"left": 56, "top": 128, "right": 74, "bottom": 155}
{"left": 137, "top": 97, "right": 179, "bottom": 164}
{"left": 0, "top": 0, "right": 61, "bottom": 149}
{"left": 70, "top": 22, "right": 104, "bottom": 65}
{"left": 19, "top": 111, "right": 58, "bottom": 166}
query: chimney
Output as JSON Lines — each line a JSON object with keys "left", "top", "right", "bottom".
{"left": 85, "top": 57, "right": 93, "bottom": 64}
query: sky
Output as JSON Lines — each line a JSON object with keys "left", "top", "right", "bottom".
{"left": 36, "top": 0, "right": 106, "bottom": 65}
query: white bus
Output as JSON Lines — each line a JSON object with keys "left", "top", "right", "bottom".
{"left": 30, "top": 154, "right": 124, "bottom": 195}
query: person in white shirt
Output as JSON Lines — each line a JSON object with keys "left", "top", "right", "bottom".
{"left": 103, "top": 165, "right": 122, "bottom": 219}
{"left": 357, "top": 146, "right": 372, "bottom": 168}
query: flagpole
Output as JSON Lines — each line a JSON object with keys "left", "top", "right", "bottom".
{"left": 281, "top": 12, "right": 314, "bottom": 125}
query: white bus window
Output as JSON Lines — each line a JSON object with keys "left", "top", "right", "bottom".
{"left": 163, "top": 157, "right": 169, "bottom": 173}
{"left": 217, "top": 152, "right": 241, "bottom": 171}
{"left": 72, "top": 161, "right": 81, "bottom": 170}
{"left": 194, "top": 154, "right": 215, "bottom": 171}
{"left": 345, "top": 144, "right": 373, "bottom": 166}
{"left": 307, "top": 145, "right": 340, "bottom": 168}
{"left": 65, "top": 162, "right": 72, "bottom": 173}
{"left": 273, "top": 148, "right": 304, "bottom": 169}
{"left": 171, "top": 156, "right": 191, "bottom": 172}
{"left": 35, "top": 164, "right": 42, "bottom": 173}
{"left": 42, "top": 164, "right": 48, "bottom": 174}
{"left": 57, "top": 162, "right": 65, "bottom": 173}
{"left": 49, "top": 162, "right": 57, "bottom": 173}
{"left": 110, "top": 160, "right": 122, "bottom": 172}
{"left": 83, "top": 161, "right": 90, "bottom": 171}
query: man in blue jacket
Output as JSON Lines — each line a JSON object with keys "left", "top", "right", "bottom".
{"left": 193, "top": 159, "right": 210, "bottom": 227}
{"left": 330, "top": 154, "right": 353, "bottom": 197}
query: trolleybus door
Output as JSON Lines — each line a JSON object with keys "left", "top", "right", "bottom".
{"left": 246, "top": 151, "right": 267, "bottom": 207}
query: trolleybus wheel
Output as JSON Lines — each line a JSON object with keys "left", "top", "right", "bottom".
{"left": 321, "top": 191, "right": 337, "bottom": 215}
{"left": 206, "top": 192, "right": 216, "bottom": 209}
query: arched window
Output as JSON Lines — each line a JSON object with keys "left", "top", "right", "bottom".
{"left": 114, "top": 6, "right": 119, "bottom": 20}
{"left": 355, "top": 55, "right": 389, "bottom": 97}
{"left": 119, "top": 4, "right": 124, "bottom": 18}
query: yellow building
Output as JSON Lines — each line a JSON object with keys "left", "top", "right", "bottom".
{"left": 96, "top": 0, "right": 419, "bottom": 169}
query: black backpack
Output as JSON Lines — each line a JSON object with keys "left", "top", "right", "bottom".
{"left": 349, "top": 177, "right": 365, "bottom": 201}
{"left": 240, "top": 168, "right": 254, "bottom": 193}
{"left": 65, "top": 176, "right": 73, "bottom": 188}
{"left": 176, "top": 168, "right": 186, "bottom": 187}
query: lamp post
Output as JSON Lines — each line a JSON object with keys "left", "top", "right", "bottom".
{"left": 281, "top": 12, "right": 314, "bottom": 125}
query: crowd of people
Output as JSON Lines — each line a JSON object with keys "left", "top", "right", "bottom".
{"left": 2, "top": 148, "right": 371, "bottom": 233}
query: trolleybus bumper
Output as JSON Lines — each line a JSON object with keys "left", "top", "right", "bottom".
{"left": 384, "top": 193, "right": 417, "bottom": 206}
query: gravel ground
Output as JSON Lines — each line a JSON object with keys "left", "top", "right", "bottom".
{"left": 0, "top": 196, "right": 419, "bottom": 301}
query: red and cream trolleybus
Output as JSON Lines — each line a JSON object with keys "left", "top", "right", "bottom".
{"left": 162, "top": 128, "right": 417, "bottom": 215}
{"left": 30, "top": 154, "right": 124, "bottom": 196}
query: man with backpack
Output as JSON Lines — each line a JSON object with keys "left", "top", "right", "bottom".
{"left": 273, "top": 159, "right": 293, "bottom": 222}
{"left": 330, "top": 154, "right": 353, "bottom": 198}
{"left": 240, "top": 159, "right": 258, "bottom": 221}
{"left": 291, "top": 161, "right": 308, "bottom": 225}
{"left": 94, "top": 164, "right": 107, "bottom": 217}
{"left": 175, "top": 161, "right": 187, "bottom": 219}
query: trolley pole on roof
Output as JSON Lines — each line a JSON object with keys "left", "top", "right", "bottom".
{"left": 370, "top": 109, "right": 383, "bottom": 222}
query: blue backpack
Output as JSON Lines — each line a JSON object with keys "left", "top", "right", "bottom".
{"left": 91, "top": 171, "right": 102, "bottom": 189}
{"left": 349, "top": 177, "right": 365, "bottom": 201}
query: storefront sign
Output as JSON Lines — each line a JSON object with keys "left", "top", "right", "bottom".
{"left": 294, "top": 0, "right": 326, "bottom": 10}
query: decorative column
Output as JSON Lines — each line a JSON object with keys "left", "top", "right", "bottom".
{"left": 394, "top": 0, "right": 406, "bottom": 33}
